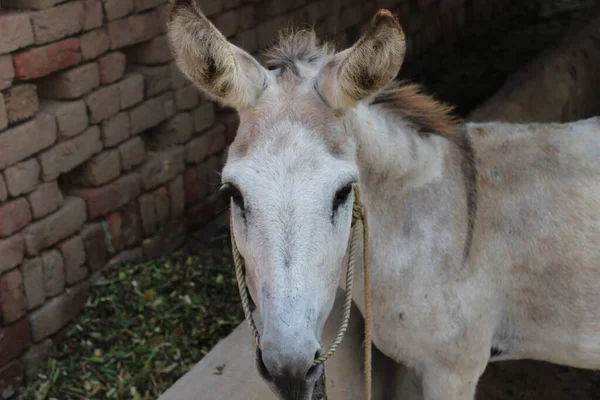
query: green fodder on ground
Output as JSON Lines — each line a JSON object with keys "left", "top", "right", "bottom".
{"left": 19, "top": 229, "right": 243, "bottom": 400}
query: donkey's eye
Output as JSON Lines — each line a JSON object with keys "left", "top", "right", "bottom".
{"left": 222, "top": 184, "right": 245, "bottom": 211}
{"left": 332, "top": 184, "right": 353, "bottom": 212}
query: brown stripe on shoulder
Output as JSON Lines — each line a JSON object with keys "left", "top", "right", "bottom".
{"left": 456, "top": 125, "right": 478, "bottom": 263}
{"left": 371, "top": 82, "right": 461, "bottom": 141}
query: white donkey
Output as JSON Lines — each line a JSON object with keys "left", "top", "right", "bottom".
{"left": 167, "top": 2, "right": 600, "bottom": 399}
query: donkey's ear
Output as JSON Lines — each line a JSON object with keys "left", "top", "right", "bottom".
{"left": 167, "top": 0, "right": 268, "bottom": 110}
{"left": 316, "top": 9, "right": 406, "bottom": 111}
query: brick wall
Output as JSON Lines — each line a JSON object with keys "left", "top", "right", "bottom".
{"left": 0, "top": 0, "right": 513, "bottom": 396}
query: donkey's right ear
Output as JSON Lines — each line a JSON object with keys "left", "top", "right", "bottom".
{"left": 167, "top": 0, "right": 268, "bottom": 110}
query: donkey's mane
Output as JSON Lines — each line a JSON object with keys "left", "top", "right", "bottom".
{"left": 263, "top": 28, "right": 461, "bottom": 141}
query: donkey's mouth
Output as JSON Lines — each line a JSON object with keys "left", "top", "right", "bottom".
{"left": 255, "top": 348, "right": 324, "bottom": 400}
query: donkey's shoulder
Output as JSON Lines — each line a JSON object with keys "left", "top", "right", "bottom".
{"left": 464, "top": 117, "right": 600, "bottom": 172}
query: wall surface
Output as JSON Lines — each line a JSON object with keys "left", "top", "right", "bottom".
{"left": 0, "top": 0, "right": 514, "bottom": 396}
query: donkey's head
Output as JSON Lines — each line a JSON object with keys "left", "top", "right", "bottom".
{"left": 168, "top": 2, "right": 405, "bottom": 398}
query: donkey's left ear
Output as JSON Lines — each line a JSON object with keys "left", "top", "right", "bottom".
{"left": 316, "top": 9, "right": 406, "bottom": 111}
{"left": 167, "top": 0, "right": 268, "bottom": 110}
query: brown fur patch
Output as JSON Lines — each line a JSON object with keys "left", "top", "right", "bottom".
{"left": 372, "top": 82, "right": 461, "bottom": 141}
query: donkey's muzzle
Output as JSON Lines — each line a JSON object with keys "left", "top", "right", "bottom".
{"left": 255, "top": 345, "right": 323, "bottom": 400}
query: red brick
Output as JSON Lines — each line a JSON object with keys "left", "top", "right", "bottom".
{"left": 101, "top": 112, "right": 130, "bottom": 147}
{"left": 85, "top": 84, "right": 120, "bottom": 124}
{"left": 0, "top": 12, "right": 34, "bottom": 54}
{"left": 107, "top": 12, "right": 160, "bottom": 50}
{"left": 21, "top": 338, "right": 52, "bottom": 377}
{"left": 70, "top": 173, "right": 141, "bottom": 220}
{"left": 21, "top": 257, "right": 45, "bottom": 309}
{"left": 0, "top": 360, "right": 24, "bottom": 396}
{"left": 0, "top": 94, "right": 6, "bottom": 131}
{"left": 107, "top": 212, "right": 123, "bottom": 252}
{"left": 149, "top": 112, "right": 193, "bottom": 148}
{"left": 28, "top": 182, "right": 64, "bottom": 220}
{"left": 134, "top": 0, "right": 165, "bottom": 12}
{"left": 183, "top": 167, "right": 199, "bottom": 205}
{"left": 175, "top": 85, "right": 199, "bottom": 111}
{"left": 38, "top": 62, "right": 100, "bottom": 100}
{"left": 4, "top": 159, "right": 40, "bottom": 197}
{"left": 57, "top": 236, "right": 87, "bottom": 284}
{"left": 75, "top": 149, "right": 121, "bottom": 186}
{"left": 160, "top": 91, "right": 175, "bottom": 119}
{"left": 0, "top": 175, "right": 6, "bottom": 202}
{"left": 28, "top": 280, "right": 88, "bottom": 341}
{"left": 131, "top": 64, "right": 171, "bottom": 97}
{"left": 157, "top": 4, "right": 168, "bottom": 34}
{"left": 197, "top": 0, "right": 222, "bottom": 17}
{"left": 80, "top": 28, "right": 110, "bottom": 60}
{"left": 142, "top": 218, "right": 186, "bottom": 258}
{"left": 1, "top": 0, "right": 67, "bottom": 10}
{"left": 83, "top": 0, "right": 103, "bottom": 31}
{"left": 81, "top": 223, "right": 110, "bottom": 271}
{"left": 118, "top": 136, "right": 146, "bottom": 171}
{"left": 31, "top": 1, "right": 84, "bottom": 45}
{"left": 140, "top": 147, "right": 185, "bottom": 190}
{"left": 139, "top": 193, "right": 156, "bottom": 235}
{"left": 185, "top": 124, "right": 226, "bottom": 164}
{"left": 40, "top": 99, "right": 88, "bottom": 139}
{"left": 153, "top": 186, "right": 169, "bottom": 227}
{"left": 0, "top": 55, "right": 14, "bottom": 91}
{"left": 42, "top": 249, "right": 65, "bottom": 297}
{"left": 119, "top": 73, "right": 144, "bottom": 109}
{"left": 13, "top": 38, "right": 81, "bottom": 81}
{"left": 3, "top": 84, "right": 39, "bottom": 124}
{"left": 0, "top": 269, "right": 28, "bottom": 323}
{"left": 129, "top": 97, "right": 168, "bottom": 135}
{"left": 104, "top": 0, "right": 134, "bottom": 21}
{"left": 187, "top": 194, "right": 225, "bottom": 230}
{"left": 0, "top": 319, "right": 31, "bottom": 367}
{"left": 0, "top": 114, "right": 57, "bottom": 169}
{"left": 39, "top": 126, "right": 102, "bottom": 181}
{"left": 169, "top": 175, "right": 185, "bottom": 218}
{"left": 98, "top": 52, "right": 126, "bottom": 84}
{"left": 192, "top": 102, "right": 216, "bottom": 133}
{"left": 0, "top": 198, "right": 32, "bottom": 238}
{"left": 127, "top": 35, "right": 172, "bottom": 65}
{"left": 23, "top": 197, "right": 87, "bottom": 255}
{"left": 214, "top": 10, "right": 238, "bottom": 38}
{"left": 0, "top": 235, "right": 25, "bottom": 274}
{"left": 170, "top": 62, "right": 188, "bottom": 89}
{"left": 232, "top": 28, "right": 258, "bottom": 54}
{"left": 121, "top": 202, "right": 142, "bottom": 247}
{"left": 107, "top": 246, "right": 143, "bottom": 267}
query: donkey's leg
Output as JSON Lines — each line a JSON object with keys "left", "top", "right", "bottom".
{"left": 391, "top": 363, "right": 423, "bottom": 400}
{"left": 420, "top": 362, "right": 487, "bottom": 400}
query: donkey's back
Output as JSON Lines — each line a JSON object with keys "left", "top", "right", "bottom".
{"left": 468, "top": 116, "right": 600, "bottom": 369}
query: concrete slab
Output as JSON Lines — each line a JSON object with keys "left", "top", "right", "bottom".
{"left": 158, "top": 289, "right": 403, "bottom": 400}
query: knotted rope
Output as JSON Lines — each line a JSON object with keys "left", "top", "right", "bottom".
{"left": 229, "top": 185, "right": 372, "bottom": 400}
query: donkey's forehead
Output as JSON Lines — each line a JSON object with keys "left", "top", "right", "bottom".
{"left": 227, "top": 73, "right": 353, "bottom": 160}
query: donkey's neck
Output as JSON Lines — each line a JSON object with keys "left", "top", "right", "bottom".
{"left": 346, "top": 102, "right": 459, "bottom": 198}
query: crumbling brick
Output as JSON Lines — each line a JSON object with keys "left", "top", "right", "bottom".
{"left": 30, "top": 1, "right": 84, "bottom": 45}
{"left": 85, "top": 83, "right": 120, "bottom": 123}
{"left": 37, "top": 62, "right": 99, "bottom": 100}
{"left": 0, "top": 113, "right": 56, "bottom": 170}
{"left": 107, "top": 12, "right": 160, "bottom": 49}
{"left": 80, "top": 28, "right": 110, "bottom": 60}
{"left": 58, "top": 236, "right": 87, "bottom": 284}
{"left": 28, "top": 182, "right": 64, "bottom": 220}
{"left": 98, "top": 52, "right": 126, "bottom": 84}
{"left": 39, "top": 126, "right": 102, "bottom": 181}
{"left": 42, "top": 249, "right": 65, "bottom": 297}
{"left": 0, "top": 235, "right": 25, "bottom": 274}
{"left": 127, "top": 36, "right": 172, "bottom": 65}
{"left": 3, "top": 84, "right": 39, "bottom": 124}
{"left": 21, "top": 257, "right": 45, "bottom": 309}
{"left": 118, "top": 137, "right": 146, "bottom": 171}
{"left": 0, "top": 12, "right": 34, "bottom": 54}
{"left": 104, "top": 0, "right": 134, "bottom": 21}
{"left": 118, "top": 73, "right": 144, "bottom": 109}
{"left": 0, "top": 269, "right": 28, "bottom": 324}
{"left": 140, "top": 147, "right": 185, "bottom": 190}
{"left": 39, "top": 100, "right": 88, "bottom": 139}
{"left": 0, "top": 55, "right": 15, "bottom": 91}
{"left": 4, "top": 158, "right": 40, "bottom": 197}
{"left": 0, "top": 198, "right": 32, "bottom": 238}
{"left": 101, "top": 112, "right": 130, "bottom": 147}
{"left": 185, "top": 124, "right": 227, "bottom": 164}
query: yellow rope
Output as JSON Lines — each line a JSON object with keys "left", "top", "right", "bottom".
{"left": 229, "top": 184, "right": 372, "bottom": 400}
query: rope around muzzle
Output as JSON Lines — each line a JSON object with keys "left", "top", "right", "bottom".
{"left": 229, "top": 185, "right": 372, "bottom": 400}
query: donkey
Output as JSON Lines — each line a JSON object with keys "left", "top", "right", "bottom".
{"left": 167, "top": 2, "right": 600, "bottom": 399}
